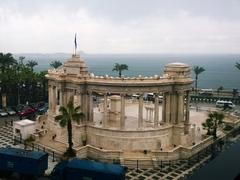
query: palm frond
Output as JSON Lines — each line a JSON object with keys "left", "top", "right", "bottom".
{"left": 74, "top": 106, "right": 81, "bottom": 112}
{"left": 59, "top": 106, "right": 67, "bottom": 114}
{"left": 72, "top": 112, "right": 85, "bottom": 124}
{"left": 59, "top": 117, "right": 68, "bottom": 127}
{"left": 55, "top": 115, "right": 63, "bottom": 121}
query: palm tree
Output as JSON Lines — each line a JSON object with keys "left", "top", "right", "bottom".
{"left": 50, "top": 60, "right": 62, "bottom": 69}
{"left": 202, "top": 112, "right": 224, "bottom": 139}
{"left": 26, "top": 60, "right": 38, "bottom": 72}
{"left": 193, "top": 66, "right": 205, "bottom": 94}
{"left": 0, "top": 53, "right": 17, "bottom": 107}
{"left": 112, "top": 63, "right": 128, "bottom": 77}
{"left": 217, "top": 86, "right": 223, "bottom": 98}
{"left": 235, "top": 62, "right": 240, "bottom": 70}
{"left": 55, "top": 96, "right": 85, "bottom": 157}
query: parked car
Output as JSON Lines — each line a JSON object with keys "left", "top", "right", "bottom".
{"left": 35, "top": 101, "right": 45, "bottom": 109}
{"left": 0, "top": 109, "right": 8, "bottom": 117}
{"left": 18, "top": 107, "right": 36, "bottom": 118}
{"left": 6, "top": 107, "right": 16, "bottom": 116}
{"left": 38, "top": 103, "right": 48, "bottom": 114}
{"left": 14, "top": 104, "right": 26, "bottom": 113}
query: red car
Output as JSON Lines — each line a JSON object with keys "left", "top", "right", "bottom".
{"left": 18, "top": 107, "right": 36, "bottom": 118}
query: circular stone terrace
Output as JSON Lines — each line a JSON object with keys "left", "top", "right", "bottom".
{"left": 36, "top": 54, "right": 214, "bottom": 167}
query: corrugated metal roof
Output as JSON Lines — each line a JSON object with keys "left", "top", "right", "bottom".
{"left": 67, "top": 159, "right": 125, "bottom": 175}
{"left": 0, "top": 148, "right": 48, "bottom": 160}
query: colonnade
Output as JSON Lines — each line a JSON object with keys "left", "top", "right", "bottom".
{"left": 48, "top": 85, "right": 93, "bottom": 123}
{"left": 48, "top": 85, "right": 190, "bottom": 133}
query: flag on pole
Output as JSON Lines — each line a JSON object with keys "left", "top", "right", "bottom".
{"left": 74, "top": 33, "right": 77, "bottom": 50}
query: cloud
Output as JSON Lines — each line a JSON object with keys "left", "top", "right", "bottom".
{"left": 0, "top": 1, "right": 240, "bottom": 53}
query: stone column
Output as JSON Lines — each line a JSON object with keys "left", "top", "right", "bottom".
{"left": 165, "top": 92, "right": 171, "bottom": 123}
{"left": 73, "top": 91, "right": 81, "bottom": 107}
{"left": 185, "top": 90, "right": 190, "bottom": 134}
{"left": 103, "top": 93, "right": 108, "bottom": 127}
{"left": 138, "top": 94, "right": 143, "bottom": 129}
{"left": 170, "top": 92, "right": 178, "bottom": 124}
{"left": 177, "top": 91, "right": 184, "bottom": 124}
{"left": 162, "top": 93, "right": 166, "bottom": 123}
{"left": 59, "top": 89, "right": 63, "bottom": 106}
{"left": 64, "top": 89, "right": 70, "bottom": 105}
{"left": 120, "top": 94, "right": 125, "bottom": 129}
{"left": 52, "top": 86, "right": 57, "bottom": 113}
{"left": 63, "top": 89, "right": 68, "bottom": 107}
{"left": 79, "top": 90, "right": 88, "bottom": 121}
{"left": 88, "top": 91, "right": 93, "bottom": 122}
{"left": 146, "top": 108, "right": 148, "bottom": 121}
{"left": 48, "top": 85, "right": 52, "bottom": 111}
{"left": 154, "top": 94, "right": 159, "bottom": 127}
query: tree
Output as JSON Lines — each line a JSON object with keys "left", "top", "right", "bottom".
{"left": 55, "top": 96, "right": 85, "bottom": 158}
{"left": 217, "top": 86, "right": 223, "bottom": 98}
{"left": 193, "top": 66, "right": 205, "bottom": 94}
{"left": 112, "top": 63, "right": 128, "bottom": 77}
{"left": 235, "top": 62, "right": 240, "bottom": 70}
{"left": 202, "top": 112, "right": 224, "bottom": 139}
{"left": 50, "top": 60, "right": 62, "bottom": 69}
{"left": 232, "top": 88, "right": 238, "bottom": 98}
{"left": 26, "top": 60, "right": 38, "bottom": 72}
{"left": 0, "top": 53, "right": 17, "bottom": 107}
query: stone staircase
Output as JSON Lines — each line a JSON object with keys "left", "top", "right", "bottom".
{"left": 122, "top": 151, "right": 154, "bottom": 168}
{"left": 123, "top": 158, "right": 154, "bottom": 169}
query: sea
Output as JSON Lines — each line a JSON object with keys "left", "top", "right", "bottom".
{"left": 16, "top": 53, "right": 240, "bottom": 90}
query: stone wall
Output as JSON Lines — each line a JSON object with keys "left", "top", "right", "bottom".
{"left": 87, "top": 125, "right": 173, "bottom": 151}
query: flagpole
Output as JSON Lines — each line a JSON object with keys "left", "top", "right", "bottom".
{"left": 74, "top": 33, "right": 77, "bottom": 56}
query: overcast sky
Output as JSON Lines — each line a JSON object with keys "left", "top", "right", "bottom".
{"left": 0, "top": 0, "right": 240, "bottom": 54}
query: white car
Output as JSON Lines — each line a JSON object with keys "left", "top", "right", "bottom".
{"left": 216, "top": 100, "right": 235, "bottom": 109}
{"left": 6, "top": 108, "right": 16, "bottom": 115}
{"left": 0, "top": 109, "right": 8, "bottom": 117}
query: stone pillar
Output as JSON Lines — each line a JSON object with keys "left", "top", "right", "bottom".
{"left": 170, "top": 92, "right": 178, "bottom": 124}
{"left": 48, "top": 85, "right": 52, "bottom": 111}
{"left": 177, "top": 91, "right": 184, "bottom": 124}
{"left": 185, "top": 90, "right": 190, "bottom": 134}
{"left": 80, "top": 91, "right": 88, "bottom": 121}
{"left": 146, "top": 108, "right": 148, "bottom": 120}
{"left": 154, "top": 94, "right": 159, "bottom": 127}
{"left": 162, "top": 93, "right": 166, "bottom": 123}
{"left": 150, "top": 109, "right": 153, "bottom": 122}
{"left": 165, "top": 92, "right": 171, "bottom": 123}
{"left": 120, "top": 94, "right": 125, "bottom": 129}
{"left": 59, "top": 89, "right": 63, "bottom": 106}
{"left": 103, "top": 93, "right": 108, "bottom": 127}
{"left": 138, "top": 94, "right": 143, "bottom": 129}
{"left": 74, "top": 91, "right": 81, "bottom": 107}
{"left": 88, "top": 91, "right": 93, "bottom": 122}
{"left": 52, "top": 86, "right": 57, "bottom": 113}
{"left": 63, "top": 89, "right": 68, "bottom": 107}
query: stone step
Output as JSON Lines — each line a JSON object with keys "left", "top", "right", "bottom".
{"left": 123, "top": 158, "right": 153, "bottom": 169}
